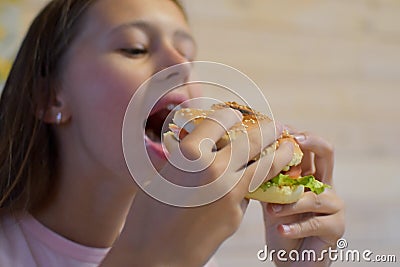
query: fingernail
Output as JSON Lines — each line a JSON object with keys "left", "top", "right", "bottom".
{"left": 281, "top": 224, "right": 291, "bottom": 233}
{"left": 271, "top": 204, "right": 282, "bottom": 213}
{"left": 281, "top": 140, "right": 294, "bottom": 152}
{"left": 294, "top": 133, "right": 306, "bottom": 143}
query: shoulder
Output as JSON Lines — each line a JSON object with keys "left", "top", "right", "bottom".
{"left": 1, "top": 210, "right": 110, "bottom": 266}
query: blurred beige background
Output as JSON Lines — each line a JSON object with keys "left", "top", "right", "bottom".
{"left": 181, "top": 1, "right": 400, "bottom": 266}
{"left": 1, "top": 0, "right": 399, "bottom": 266}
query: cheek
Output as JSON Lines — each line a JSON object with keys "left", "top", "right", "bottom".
{"left": 72, "top": 61, "right": 138, "bottom": 133}
{"left": 63, "top": 55, "right": 151, "bottom": 174}
{"left": 75, "top": 56, "right": 146, "bottom": 111}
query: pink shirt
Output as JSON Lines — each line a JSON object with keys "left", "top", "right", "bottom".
{"left": 0, "top": 212, "right": 109, "bottom": 267}
{"left": 0, "top": 211, "right": 218, "bottom": 267}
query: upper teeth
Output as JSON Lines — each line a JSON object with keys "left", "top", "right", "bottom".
{"left": 167, "top": 104, "right": 177, "bottom": 111}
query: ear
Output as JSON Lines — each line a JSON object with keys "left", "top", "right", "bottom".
{"left": 38, "top": 91, "right": 72, "bottom": 125}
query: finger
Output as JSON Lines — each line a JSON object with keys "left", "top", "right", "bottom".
{"left": 243, "top": 149, "right": 274, "bottom": 193}
{"left": 162, "top": 132, "right": 179, "bottom": 153}
{"left": 281, "top": 126, "right": 314, "bottom": 176}
{"left": 264, "top": 141, "right": 294, "bottom": 181}
{"left": 294, "top": 133, "right": 334, "bottom": 185}
{"left": 267, "top": 190, "right": 343, "bottom": 217}
{"left": 315, "top": 154, "right": 334, "bottom": 186}
{"left": 300, "top": 150, "right": 314, "bottom": 176}
{"left": 218, "top": 119, "right": 277, "bottom": 170}
{"left": 180, "top": 108, "right": 242, "bottom": 159}
{"left": 243, "top": 141, "right": 294, "bottom": 193}
{"left": 277, "top": 212, "right": 345, "bottom": 243}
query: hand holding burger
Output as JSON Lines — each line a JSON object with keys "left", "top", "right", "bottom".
{"left": 163, "top": 102, "right": 330, "bottom": 204}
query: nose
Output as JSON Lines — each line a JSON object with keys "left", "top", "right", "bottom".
{"left": 154, "top": 43, "right": 191, "bottom": 83}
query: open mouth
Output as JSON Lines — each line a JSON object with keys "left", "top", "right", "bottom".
{"left": 144, "top": 94, "right": 188, "bottom": 159}
{"left": 145, "top": 104, "right": 176, "bottom": 143}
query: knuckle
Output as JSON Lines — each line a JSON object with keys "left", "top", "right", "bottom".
{"left": 250, "top": 136, "right": 262, "bottom": 153}
{"left": 305, "top": 217, "right": 321, "bottom": 234}
{"left": 214, "top": 108, "right": 241, "bottom": 125}
{"left": 326, "top": 141, "right": 334, "bottom": 152}
{"left": 330, "top": 223, "right": 345, "bottom": 243}
{"left": 335, "top": 211, "right": 346, "bottom": 238}
{"left": 322, "top": 140, "right": 335, "bottom": 156}
{"left": 291, "top": 223, "right": 302, "bottom": 235}
{"left": 326, "top": 189, "right": 345, "bottom": 212}
{"left": 311, "top": 192, "right": 322, "bottom": 211}
{"left": 179, "top": 139, "right": 201, "bottom": 160}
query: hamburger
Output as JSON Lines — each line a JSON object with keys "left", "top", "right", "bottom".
{"left": 163, "top": 102, "right": 330, "bottom": 204}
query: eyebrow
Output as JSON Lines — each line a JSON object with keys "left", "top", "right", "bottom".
{"left": 109, "top": 20, "right": 153, "bottom": 35}
{"left": 109, "top": 20, "right": 196, "bottom": 46}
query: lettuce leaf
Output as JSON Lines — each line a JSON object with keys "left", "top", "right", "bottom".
{"left": 259, "top": 173, "right": 331, "bottom": 195}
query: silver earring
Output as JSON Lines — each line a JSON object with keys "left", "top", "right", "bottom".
{"left": 56, "top": 112, "right": 62, "bottom": 124}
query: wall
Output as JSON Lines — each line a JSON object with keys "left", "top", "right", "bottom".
{"left": 182, "top": 1, "right": 400, "bottom": 266}
{"left": 0, "top": 0, "right": 48, "bottom": 87}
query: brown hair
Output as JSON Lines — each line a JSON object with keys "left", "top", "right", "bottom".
{"left": 0, "top": 0, "right": 187, "bottom": 212}
{"left": 0, "top": 0, "right": 97, "bottom": 211}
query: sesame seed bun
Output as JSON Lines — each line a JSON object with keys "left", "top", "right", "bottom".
{"left": 163, "top": 102, "right": 306, "bottom": 204}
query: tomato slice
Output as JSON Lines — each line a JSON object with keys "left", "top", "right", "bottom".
{"left": 282, "top": 165, "right": 302, "bottom": 178}
{"left": 179, "top": 128, "right": 189, "bottom": 140}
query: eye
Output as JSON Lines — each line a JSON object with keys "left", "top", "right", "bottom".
{"left": 120, "top": 46, "right": 148, "bottom": 58}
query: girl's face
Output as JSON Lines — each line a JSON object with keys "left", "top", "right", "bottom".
{"left": 58, "top": 0, "right": 196, "bottom": 180}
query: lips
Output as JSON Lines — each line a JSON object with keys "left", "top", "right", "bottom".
{"left": 144, "top": 93, "right": 189, "bottom": 159}
{"left": 148, "top": 93, "right": 189, "bottom": 117}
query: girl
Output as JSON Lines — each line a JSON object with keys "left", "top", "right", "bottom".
{"left": 0, "top": 0, "right": 344, "bottom": 266}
